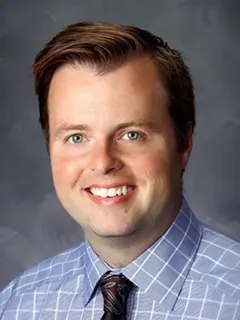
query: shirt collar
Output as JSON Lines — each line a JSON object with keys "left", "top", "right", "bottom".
{"left": 82, "top": 238, "right": 109, "bottom": 306}
{"left": 83, "top": 196, "right": 202, "bottom": 310}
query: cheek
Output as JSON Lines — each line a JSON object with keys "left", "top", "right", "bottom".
{"left": 133, "top": 150, "right": 169, "bottom": 177}
{"left": 50, "top": 156, "right": 83, "bottom": 185}
{"left": 132, "top": 147, "right": 180, "bottom": 191}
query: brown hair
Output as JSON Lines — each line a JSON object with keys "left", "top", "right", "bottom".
{"left": 32, "top": 21, "right": 195, "bottom": 152}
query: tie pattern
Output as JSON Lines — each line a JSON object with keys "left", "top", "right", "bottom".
{"left": 100, "top": 273, "right": 133, "bottom": 320}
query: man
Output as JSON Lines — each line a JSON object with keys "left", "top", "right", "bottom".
{"left": 0, "top": 21, "right": 239, "bottom": 319}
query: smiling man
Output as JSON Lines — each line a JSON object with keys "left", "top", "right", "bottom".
{"left": 0, "top": 22, "right": 239, "bottom": 319}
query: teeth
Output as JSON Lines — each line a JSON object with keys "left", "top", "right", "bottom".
{"left": 100, "top": 188, "right": 108, "bottom": 198}
{"left": 116, "top": 188, "right": 122, "bottom": 196}
{"left": 92, "top": 188, "right": 99, "bottom": 196}
{"left": 107, "top": 188, "right": 117, "bottom": 197}
{"left": 122, "top": 186, "right": 127, "bottom": 195}
{"left": 90, "top": 186, "right": 133, "bottom": 198}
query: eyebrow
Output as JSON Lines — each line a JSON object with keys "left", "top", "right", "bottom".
{"left": 115, "top": 121, "right": 158, "bottom": 132}
{"left": 54, "top": 121, "right": 158, "bottom": 139}
{"left": 54, "top": 124, "right": 90, "bottom": 138}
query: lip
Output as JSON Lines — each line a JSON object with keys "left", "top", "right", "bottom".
{"left": 84, "top": 186, "right": 137, "bottom": 206}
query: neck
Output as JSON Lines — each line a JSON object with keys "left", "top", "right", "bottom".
{"left": 88, "top": 232, "right": 161, "bottom": 268}
{"left": 87, "top": 197, "right": 182, "bottom": 268}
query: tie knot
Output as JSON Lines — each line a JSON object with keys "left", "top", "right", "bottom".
{"left": 100, "top": 273, "right": 133, "bottom": 318}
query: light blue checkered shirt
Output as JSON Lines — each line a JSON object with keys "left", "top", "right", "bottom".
{"left": 0, "top": 197, "right": 240, "bottom": 319}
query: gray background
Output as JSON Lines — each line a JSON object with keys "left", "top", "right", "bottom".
{"left": 0, "top": 0, "right": 239, "bottom": 290}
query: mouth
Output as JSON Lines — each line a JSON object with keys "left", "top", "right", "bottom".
{"left": 86, "top": 185, "right": 135, "bottom": 197}
{"left": 84, "top": 185, "right": 137, "bottom": 206}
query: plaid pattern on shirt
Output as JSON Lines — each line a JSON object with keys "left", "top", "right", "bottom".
{"left": 0, "top": 197, "right": 240, "bottom": 319}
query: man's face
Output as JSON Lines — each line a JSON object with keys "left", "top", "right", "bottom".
{"left": 48, "top": 57, "right": 191, "bottom": 242}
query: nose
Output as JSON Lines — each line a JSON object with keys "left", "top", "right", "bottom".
{"left": 89, "top": 141, "right": 123, "bottom": 174}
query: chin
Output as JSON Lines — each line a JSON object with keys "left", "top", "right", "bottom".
{"left": 91, "top": 224, "right": 136, "bottom": 239}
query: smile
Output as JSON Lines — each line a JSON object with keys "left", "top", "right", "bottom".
{"left": 84, "top": 184, "right": 137, "bottom": 206}
{"left": 89, "top": 186, "right": 134, "bottom": 198}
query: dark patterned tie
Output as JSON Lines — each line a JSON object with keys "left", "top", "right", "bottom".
{"left": 99, "top": 273, "right": 133, "bottom": 320}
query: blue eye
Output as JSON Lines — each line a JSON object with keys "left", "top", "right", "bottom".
{"left": 122, "top": 132, "right": 141, "bottom": 140}
{"left": 68, "top": 134, "right": 84, "bottom": 144}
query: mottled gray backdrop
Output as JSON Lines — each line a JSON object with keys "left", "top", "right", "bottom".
{"left": 0, "top": 0, "right": 239, "bottom": 290}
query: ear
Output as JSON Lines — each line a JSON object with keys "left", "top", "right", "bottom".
{"left": 181, "top": 122, "right": 194, "bottom": 170}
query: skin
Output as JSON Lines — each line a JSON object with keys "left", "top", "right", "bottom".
{"left": 48, "top": 56, "right": 192, "bottom": 268}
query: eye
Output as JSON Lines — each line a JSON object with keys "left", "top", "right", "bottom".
{"left": 122, "top": 131, "right": 142, "bottom": 140}
{"left": 68, "top": 134, "right": 84, "bottom": 144}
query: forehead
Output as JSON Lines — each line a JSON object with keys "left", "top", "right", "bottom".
{"left": 48, "top": 57, "right": 169, "bottom": 129}
{"left": 49, "top": 57, "right": 167, "bottom": 100}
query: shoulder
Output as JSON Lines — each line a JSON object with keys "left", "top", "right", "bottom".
{"left": 190, "top": 223, "right": 240, "bottom": 300}
{"left": 0, "top": 242, "right": 86, "bottom": 312}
